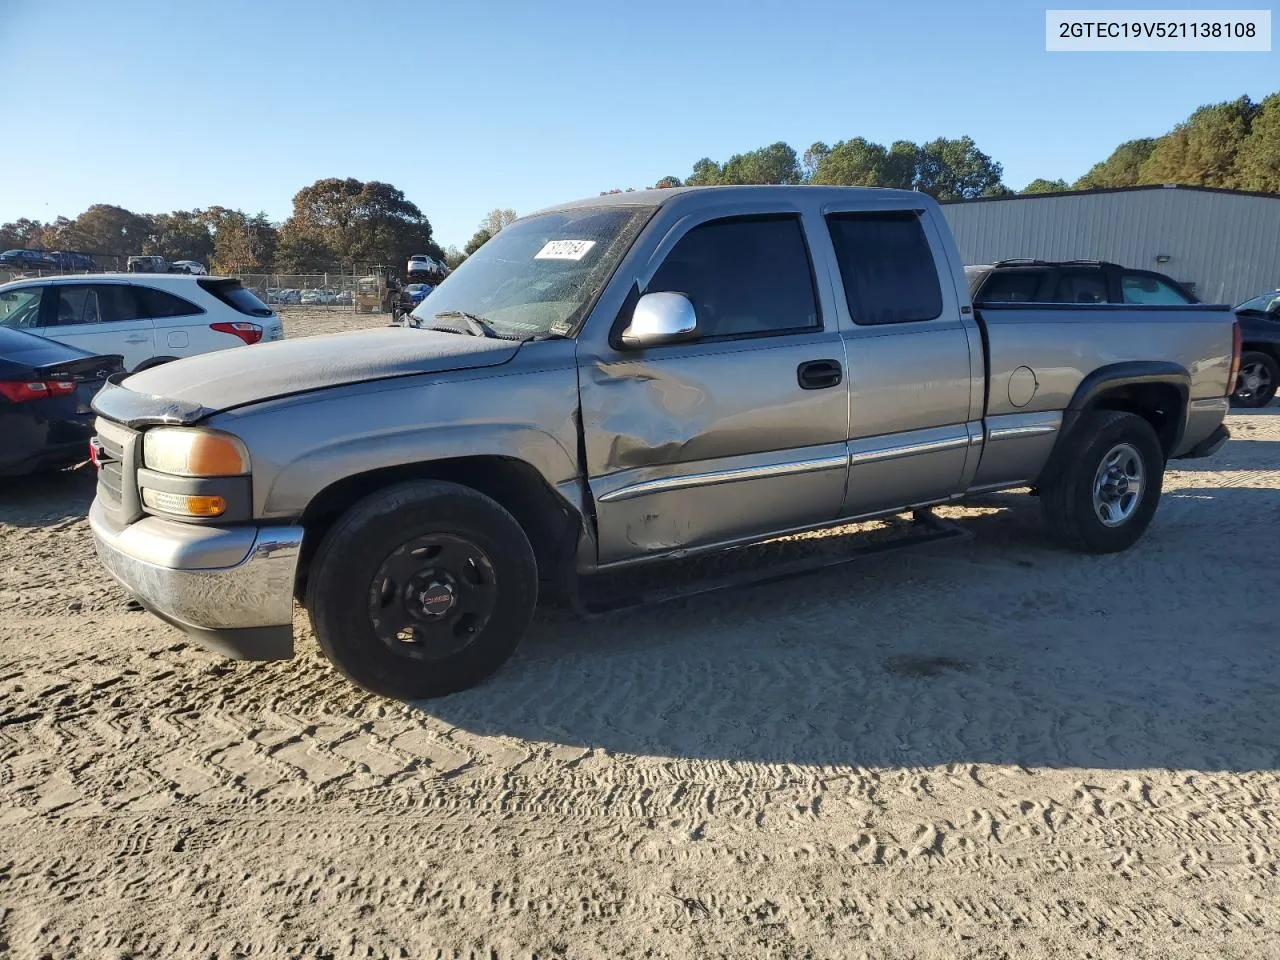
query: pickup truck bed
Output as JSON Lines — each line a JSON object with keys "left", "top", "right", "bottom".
{"left": 87, "top": 185, "right": 1239, "bottom": 701}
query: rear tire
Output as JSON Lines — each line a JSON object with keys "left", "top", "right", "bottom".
{"left": 304, "top": 480, "right": 538, "bottom": 700}
{"left": 1231, "top": 350, "right": 1278, "bottom": 408}
{"left": 1039, "top": 410, "right": 1164, "bottom": 554}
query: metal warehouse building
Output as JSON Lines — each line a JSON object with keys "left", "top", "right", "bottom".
{"left": 939, "top": 184, "right": 1280, "bottom": 306}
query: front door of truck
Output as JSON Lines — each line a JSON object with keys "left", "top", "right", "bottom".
{"left": 578, "top": 211, "right": 850, "bottom": 566}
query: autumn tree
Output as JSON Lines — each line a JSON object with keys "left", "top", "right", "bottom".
{"left": 0, "top": 218, "right": 47, "bottom": 250}
{"left": 653, "top": 176, "right": 682, "bottom": 189}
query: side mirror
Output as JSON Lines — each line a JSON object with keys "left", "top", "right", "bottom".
{"left": 620, "top": 292, "right": 698, "bottom": 348}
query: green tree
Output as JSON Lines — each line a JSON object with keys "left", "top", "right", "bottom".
{"left": 1235, "top": 93, "right": 1280, "bottom": 192}
{"left": 720, "top": 142, "right": 802, "bottom": 185}
{"left": 809, "top": 137, "right": 917, "bottom": 188}
{"left": 653, "top": 176, "right": 682, "bottom": 189}
{"left": 1021, "top": 178, "right": 1070, "bottom": 194}
{"left": 1073, "top": 138, "right": 1157, "bottom": 189}
{"left": 684, "top": 157, "right": 723, "bottom": 186}
{"left": 443, "top": 246, "right": 467, "bottom": 270}
{"left": 278, "top": 177, "right": 440, "bottom": 271}
{"left": 1138, "top": 96, "right": 1257, "bottom": 187}
{"left": 145, "top": 210, "right": 215, "bottom": 264}
{"left": 914, "top": 136, "right": 1005, "bottom": 200}
{"left": 464, "top": 228, "right": 493, "bottom": 256}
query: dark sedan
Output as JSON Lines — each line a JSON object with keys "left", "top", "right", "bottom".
{"left": 1232, "top": 291, "right": 1280, "bottom": 408}
{"left": 0, "top": 327, "right": 124, "bottom": 477}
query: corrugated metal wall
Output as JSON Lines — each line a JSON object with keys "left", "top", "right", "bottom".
{"left": 939, "top": 187, "right": 1280, "bottom": 305}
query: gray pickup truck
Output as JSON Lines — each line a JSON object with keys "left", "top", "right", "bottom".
{"left": 88, "top": 186, "right": 1238, "bottom": 700}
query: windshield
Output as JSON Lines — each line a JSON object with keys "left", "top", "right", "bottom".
{"left": 1236, "top": 292, "right": 1280, "bottom": 313}
{"left": 409, "top": 205, "right": 654, "bottom": 338}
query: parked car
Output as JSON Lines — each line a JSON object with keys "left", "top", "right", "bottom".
{"left": 170, "top": 260, "right": 207, "bottom": 276}
{"left": 965, "top": 259, "right": 1200, "bottom": 306}
{"left": 268, "top": 288, "right": 301, "bottom": 305}
{"left": 48, "top": 251, "right": 98, "bottom": 272}
{"left": 0, "top": 274, "right": 284, "bottom": 372}
{"left": 0, "top": 249, "right": 58, "bottom": 272}
{"left": 87, "top": 186, "right": 1236, "bottom": 701}
{"left": 126, "top": 255, "right": 168, "bottom": 274}
{"left": 402, "top": 283, "right": 433, "bottom": 308}
{"left": 0, "top": 327, "right": 124, "bottom": 477}
{"left": 1232, "top": 290, "right": 1280, "bottom": 407}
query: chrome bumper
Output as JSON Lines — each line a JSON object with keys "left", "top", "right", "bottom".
{"left": 89, "top": 498, "right": 304, "bottom": 660}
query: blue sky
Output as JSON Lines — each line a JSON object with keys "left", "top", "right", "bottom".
{"left": 0, "top": 0, "right": 1274, "bottom": 247}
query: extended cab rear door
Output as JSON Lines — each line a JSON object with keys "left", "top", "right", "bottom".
{"left": 576, "top": 203, "right": 851, "bottom": 566}
{"left": 819, "top": 205, "right": 983, "bottom": 517}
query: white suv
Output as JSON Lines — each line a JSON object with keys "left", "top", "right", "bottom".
{"left": 0, "top": 274, "right": 285, "bottom": 371}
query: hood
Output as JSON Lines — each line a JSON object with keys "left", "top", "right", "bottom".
{"left": 94, "top": 326, "right": 521, "bottom": 426}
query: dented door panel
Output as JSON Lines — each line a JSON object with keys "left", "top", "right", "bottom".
{"left": 579, "top": 333, "right": 849, "bottom": 565}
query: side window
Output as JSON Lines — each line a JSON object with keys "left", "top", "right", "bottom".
{"left": 978, "top": 270, "right": 1048, "bottom": 302}
{"left": 1052, "top": 271, "right": 1108, "bottom": 304}
{"left": 134, "top": 286, "right": 204, "bottom": 318}
{"left": 94, "top": 285, "right": 146, "bottom": 322}
{"left": 0, "top": 287, "right": 45, "bottom": 329}
{"left": 50, "top": 286, "right": 97, "bottom": 326}
{"left": 826, "top": 212, "right": 943, "bottom": 325}
{"left": 1121, "top": 273, "right": 1193, "bottom": 305}
{"left": 646, "top": 216, "right": 819, "bottom": 339}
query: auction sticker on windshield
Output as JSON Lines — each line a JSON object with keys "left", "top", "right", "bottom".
{"left": 535, "top": 240, "right": 596, "bottom": 261}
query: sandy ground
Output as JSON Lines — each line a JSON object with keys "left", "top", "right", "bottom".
{"left": 1, "top": 310, "right": 1278, "bottom": 958}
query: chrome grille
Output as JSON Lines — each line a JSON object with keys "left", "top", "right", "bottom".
{"left": 93, "top": 418, "right": 142, "bottom": 525}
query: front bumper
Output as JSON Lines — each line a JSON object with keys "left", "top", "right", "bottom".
{"left": 89, "top": 498, "right": 304, "bottom": 660}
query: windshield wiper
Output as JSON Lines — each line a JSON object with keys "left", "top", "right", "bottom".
{"left": 432, "top": 310, "right": 500, "bottom": 338}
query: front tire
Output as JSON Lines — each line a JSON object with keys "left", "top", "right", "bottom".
{"left": 1231, "top": 350, "right": 1278, "bottom": 408}
{"left": 1039, "top": 410, "right": 1164, "bottom": 554}
{"left": 305, "top": 480, "right": 538, "bottom": 700}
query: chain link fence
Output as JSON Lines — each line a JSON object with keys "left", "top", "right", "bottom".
{"left": 230, "top": 271, "right": 398, "bottom": 313}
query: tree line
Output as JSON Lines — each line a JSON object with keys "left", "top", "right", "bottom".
{"left": 4, "top": 92, "right": 1276, "bottom": 270}
{"left": 0, "top": 177, "right": 457, "bottom": 275}
{"left": 611, "top": 91, "right": 1280, "bottom": 199}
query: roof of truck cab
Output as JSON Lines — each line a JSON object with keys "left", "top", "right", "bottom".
{"left": 532, "top": 184, "right": 932, "bottom": 216}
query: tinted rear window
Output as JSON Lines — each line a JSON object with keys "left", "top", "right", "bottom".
{"left": 825, "top": 212, "right": 943, "bottom": 325}
{"left": 977, "top": 270, "right": 1048, "bottom": 302}
{"left": 198, "top": 279, "right": 273, "bottom": 317}
{"left": 134, "top": 286, "right": 203, "bottom": 318}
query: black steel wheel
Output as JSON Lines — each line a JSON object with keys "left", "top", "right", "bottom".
{"left": 305, "top": 480, "right": 537, "bottom": 700}
{"left": 367, "top": 533, "right": 499, "bottom": 661}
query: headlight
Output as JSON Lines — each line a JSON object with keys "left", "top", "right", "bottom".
{"left": 142, "top": 428, "right": 250, "bottom": 477}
